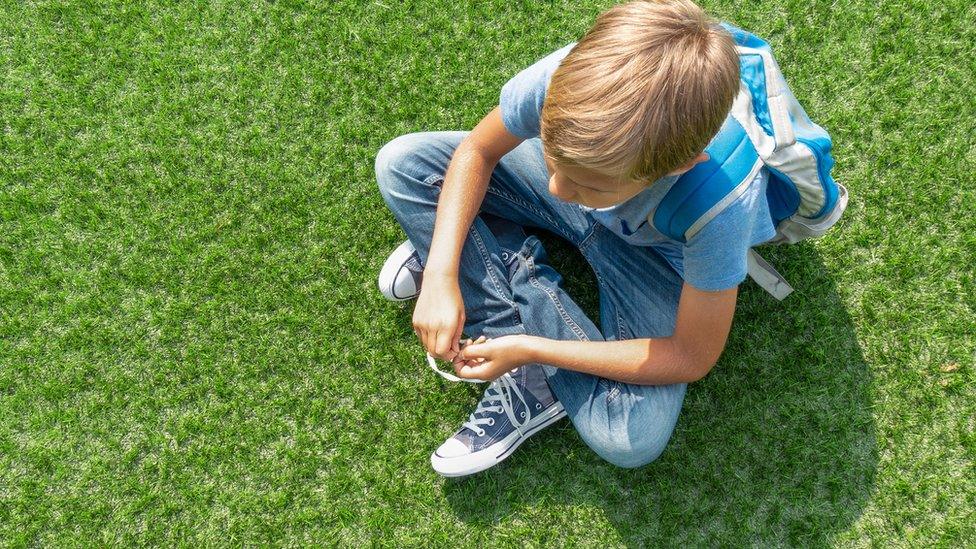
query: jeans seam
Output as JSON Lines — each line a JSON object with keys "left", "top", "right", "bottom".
{"left": 598, "top": 378, "right": 621, "bottom": 403}
{"left": 425, "top": 172, "right": 579, "bottom": 244}
{"left": 422, "top": 173, "right": 444, "bottom": 187}
{"left": 576, "top": 222, "right": 601, "bottom": 254}
{"left": 469, "top": 223, "right": 519, "bottom": 325}
{"left": 524, "top": 253, "right": 589, "bottom": 342}
{"left": 485, "top": 186, "right": 578, "bottom": 244}
{"left": 579, "top": 228, "right": 627, "bottom": 341}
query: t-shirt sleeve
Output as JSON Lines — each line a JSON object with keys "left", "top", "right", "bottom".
{"left": 499, "top": 43, "right": 576, "bottom": 139}
{"left": 681, "top": 173, "right": 773, "bottom": 291}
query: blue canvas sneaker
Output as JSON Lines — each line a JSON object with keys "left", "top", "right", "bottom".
{"left": 431, "top": 365, "right": 565, "bottom": 477}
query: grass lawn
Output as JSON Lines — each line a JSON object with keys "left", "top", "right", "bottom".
{"left": 1, "top": 0, "right": 974, "bottom": 545}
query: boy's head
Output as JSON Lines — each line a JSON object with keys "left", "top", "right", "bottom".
{"left": 540, "top": 0, "right": 740, "bottom": 208}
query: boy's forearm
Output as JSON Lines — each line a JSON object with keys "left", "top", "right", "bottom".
{"left": 423, "top": 143, "right": 495, "bottom": 278}
{"left": 524, "top": 336, "right": 704, "bottom": 385}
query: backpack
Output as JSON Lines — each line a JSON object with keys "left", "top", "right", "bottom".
{"left": 651, "top": 24, "right": 849, "bottom": 300}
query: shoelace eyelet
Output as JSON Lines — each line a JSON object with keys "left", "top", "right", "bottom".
{"left": 520, "top": 411, "right": 525, "bottom": 418}
{"left": 477, "top": 429, "right": 486, "bottom": 436}
{"left": 535, "top": 403, "right": 541, "bottom": 410}
{"left": 487, "top": 418, "right": 495, "bottom": 426}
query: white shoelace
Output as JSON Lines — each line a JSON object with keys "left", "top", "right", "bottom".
{"left": 426, "top": 352, "right": 529, "bottom": 437}
{"left": 426, "top": 352, "right": 485, "bottom": 384}
{"left": 460, "top": 373, "right": 529, "bottom": 437}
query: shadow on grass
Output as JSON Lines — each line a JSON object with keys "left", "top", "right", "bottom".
{"left": 441, "top": 231, "right": 877, "bottom": 546}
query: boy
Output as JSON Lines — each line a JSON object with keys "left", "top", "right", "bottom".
{"left": 376, "top": 0, "right": 776, "bottom": 477}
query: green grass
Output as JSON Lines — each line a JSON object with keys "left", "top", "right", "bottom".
{"left": 1, "top": 0, "right": 973, "bottom": 545}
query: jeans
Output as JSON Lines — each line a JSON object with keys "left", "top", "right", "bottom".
{"left": 375, "top": 131, "right": 687, "bottom": 468}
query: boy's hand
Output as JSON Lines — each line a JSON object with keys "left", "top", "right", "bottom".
{"left": 454, "top": 334, "right": 537, "bottom": 381}
{"left": 412, "top": 274, "right": 465, "bottom": 362}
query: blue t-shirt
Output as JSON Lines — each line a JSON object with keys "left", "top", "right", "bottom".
{"left": 499, "top": 43, "right": 777, "bottom": 291}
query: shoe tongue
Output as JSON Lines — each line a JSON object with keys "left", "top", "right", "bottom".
{"left": 453, "top": 381, "right": 519, "bottom": 443}
{"left": 477, "top": 385, "right": 505, "bottom": 416}
{"left": 471, "top": 382, "right": 513, "bottom": 421}
{"left": 405, "top": 254, "right": 423, "bottom": 271}
{"left": 454, "top": 428, "right": 478, "bottom": 446}
{"left": 516, "top": 365, "right": 554, "bottom": 406}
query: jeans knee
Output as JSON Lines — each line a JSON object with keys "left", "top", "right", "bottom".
{"left": 375, "top": 134, "right": 412, "bottom": 176}
{"left": 571, "top": 383, "right": 685, "bottom": 469}
{"left": 375, "top": 133, "right": 447, "bottom": 196}
{"left": 375, "top": 134, "right": 417, "bottom": 197}
{"left": 587, "top": 424, "right": 674, "bottom": 469}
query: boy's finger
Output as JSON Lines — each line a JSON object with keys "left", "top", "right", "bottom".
{"left": 449, "top": 331, "right": 460, "bottom": 355}
{"left": 452, "top": 359, "right": 480, "bottom": 375}
{"left": 459, "top": 342, "right": 489, "bottom": 360}
{"left": 424, "top": 330, "right": 443, "bottom": 359}
{"left": 457, "top": 363, "right": 480, "bottom": 378}
{"left": 459, "top": 362, "right": 493, "bottom": 379}
{"left": 435, "top": 330, "right": 458, "bottom": 360}
{"left": 452, "top": 318, "right": 464, "bottom": 354}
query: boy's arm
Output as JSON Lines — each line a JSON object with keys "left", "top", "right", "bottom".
{"left": 422, "top": 106, "right": 524, "bottom": 278}
{"left": 414, "top": 106, "right": 524, "bottom": 361}
{"left": 459, "top": 283, "right": 737, "bottom": 384}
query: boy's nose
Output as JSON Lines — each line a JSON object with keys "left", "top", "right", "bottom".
{"left": 548, "top": 175, "right": 576, "bottom": 203}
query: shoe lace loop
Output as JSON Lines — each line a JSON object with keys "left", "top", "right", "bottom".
{"left": 426, "top": 352, "right": 485, "bottom": 384}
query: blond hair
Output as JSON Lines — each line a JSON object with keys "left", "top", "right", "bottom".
{"left": 540, "top": 0, "right": 740, "bottom": 183}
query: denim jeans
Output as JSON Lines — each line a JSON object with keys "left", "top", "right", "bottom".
{"left": 375, "top": 131, "right": 687, "bottom": 468}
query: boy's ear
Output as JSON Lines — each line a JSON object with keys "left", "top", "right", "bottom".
{"left": 668, "top": 152, "right": 711, "bottom": 176}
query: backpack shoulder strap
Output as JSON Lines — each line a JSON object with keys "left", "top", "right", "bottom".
{"left": 652, "top": 117, "right": 763, "bottom": 243}
{"left": 651, "top": 117, "right": 795, "bottom": 300}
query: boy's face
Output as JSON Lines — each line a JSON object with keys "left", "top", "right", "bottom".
{"left": 543, "top": 155, "right": 648, "bottom": 209}
{"left": 543, "top": 152, "right": 711, "bottom": 209}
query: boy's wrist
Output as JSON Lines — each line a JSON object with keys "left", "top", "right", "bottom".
{"left": 424, "top": 239, "right": 464, "bottom": 279}
{"left": 520, "top": 335, "right": 547, "bottom": 363}
{"left": 423, "top": 266, "right": 459, "bottom": 282}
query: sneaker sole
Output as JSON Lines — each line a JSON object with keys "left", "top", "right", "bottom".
{"left": 378, "top": 240, "right": 420, "bottom": 301}
{"left": 430, "top": 402, "right": 567, "bottom": 478}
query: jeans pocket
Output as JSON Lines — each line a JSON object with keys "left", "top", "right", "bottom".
{"left": 499, "top": 248, "right": 520, "bottom": 281}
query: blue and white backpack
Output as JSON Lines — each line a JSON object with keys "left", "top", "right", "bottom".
{"left": 652, "top": 24, "right": 849, "bottom": 299}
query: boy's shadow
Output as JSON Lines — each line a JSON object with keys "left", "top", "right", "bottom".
{"left": 442, "top": 231, "right": 877, "bottom": 546}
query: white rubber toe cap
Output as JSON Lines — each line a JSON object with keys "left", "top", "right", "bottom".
{"left": 433, "top": 438, "right": 469, "bottom": 459}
